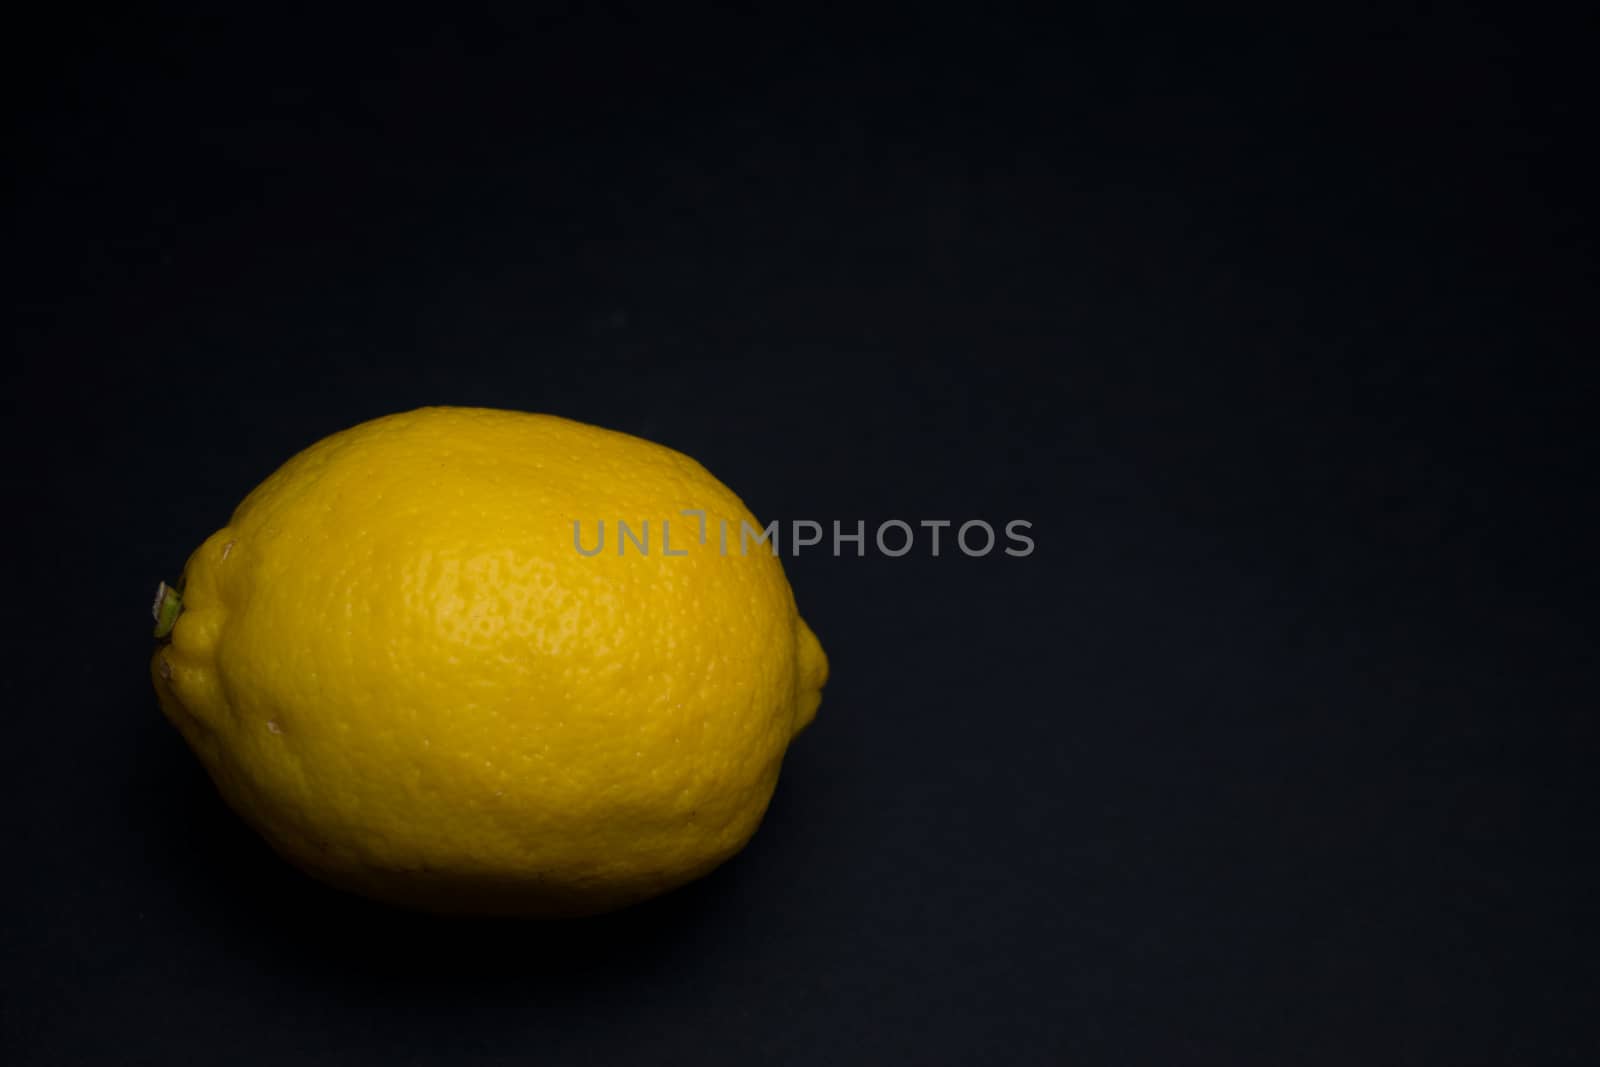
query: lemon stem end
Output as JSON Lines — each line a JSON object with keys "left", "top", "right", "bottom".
{"left": 152, "top": 581, "right": 183, "bottom": 638}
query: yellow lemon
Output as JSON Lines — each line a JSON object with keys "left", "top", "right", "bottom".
{"left": 150, "top": 407, "right": 827, "bottom": 917}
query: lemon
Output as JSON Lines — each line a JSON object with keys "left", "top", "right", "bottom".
{"left": 150, "top": 407, "right": 827, "bottom": 917}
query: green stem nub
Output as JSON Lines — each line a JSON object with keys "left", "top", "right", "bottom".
{"left": 152, "top": 581, "right": 183, "bottom": 638}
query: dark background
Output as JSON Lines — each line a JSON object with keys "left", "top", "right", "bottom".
{"left": 5, "top": 6, "right": 1596, "bottom": 1064}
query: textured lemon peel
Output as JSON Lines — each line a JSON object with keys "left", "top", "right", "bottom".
{"left": 149, "top": 407, "right": 828, "bottom": 917}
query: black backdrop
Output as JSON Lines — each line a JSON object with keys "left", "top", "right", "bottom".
{"left": 5, "top": 8, "right": 1596, "bottom": 1064}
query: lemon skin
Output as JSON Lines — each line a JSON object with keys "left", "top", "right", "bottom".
{"left": 152, "top": 407, "right": 827, "bottom": 917}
